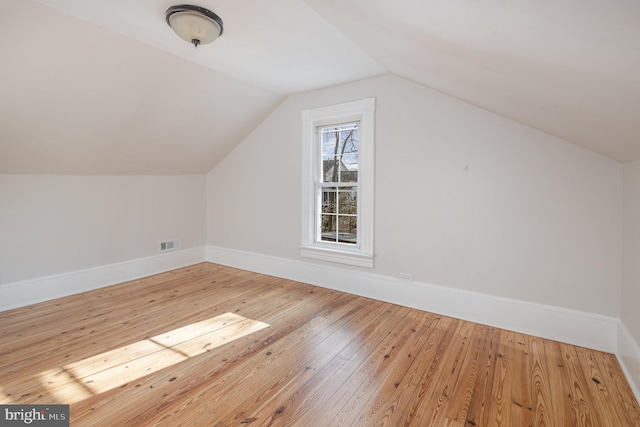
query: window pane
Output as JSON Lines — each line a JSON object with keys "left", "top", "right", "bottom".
{"left": 320, "top": 123, "right": 359, "bottom": 184}
{"left": 321, "top": 214, "right": 336, "bottom": 242}
{"left": 321, "top": 187, "right": 336, "bottom": 214}
{"left": 338, "top": 217, "right": 357, "bottom": 244}
{"left": 337, "top": 187, "right": 357, "bottom": 214}
{"left": 341, "top": 152, "right": 358, "bottom": 183}
{"left": 320, "top": 213, "right": 357, "bottom": 245}
{"left": 321, "top": 157, "right": 341, "bottom": 183}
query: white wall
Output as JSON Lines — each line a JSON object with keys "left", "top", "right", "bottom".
{"left": 207, "top": 74, "right": 623, "bottom": 317}
{"left": 623, "top": 161, "right": 640, "bottom": 343}
{"left": 621, "top": 161, "right": 640, "bottom": 396}
{"left": 0, "top": 175, "right": 206, "bottom": 285}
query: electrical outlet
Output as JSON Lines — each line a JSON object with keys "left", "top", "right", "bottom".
{"left": 399, "top": 273, "right": 413, "bottom": 281}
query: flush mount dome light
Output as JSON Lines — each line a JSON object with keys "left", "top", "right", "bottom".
{"left": 166, "top": 4, "right": 224, "bottom": 48}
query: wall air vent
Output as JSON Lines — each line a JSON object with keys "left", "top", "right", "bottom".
{"left": 159, "top": 239, "right": 181, "bottom": 252}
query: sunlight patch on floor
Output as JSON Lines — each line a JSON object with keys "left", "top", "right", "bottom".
{"left": 37, "top": 313, "right": 270, "bottom": 404}
{"left": 0, "top": 385, "right": 14, "bottom": 404}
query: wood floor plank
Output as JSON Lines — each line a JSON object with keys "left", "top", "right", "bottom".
{"left": 344, "top": 312, "right": 444, "bottom": 426}
{"left": 487, "top": 328, "right": 513, "bottom": 426}
{"left": 442, "top": 323, "right": 491, "bottom": 425}
{"left": 236, "top": 300, "right": 395, "bottom": 426}
{"left": 510, "top": 332, "right": 534, "bottom": 426}
{"left": 261, "top": 303, "right": 410, "bottom": 427}
{"left": 147, "top": 292, "right": 369, "bottom": 426}
{"left": 192, "top": 298, "right": 390, "bottom": 427}
{"left": 328, "top": 310, "right": 442, "bottom": 427}
{"left": 0, "top": 265, "right": 271, "bottom": 366}
{"left": 544, "top": 340, "right": 573, "bottom": 425}
{"left": 312, "top": 306, "right": 416, "bottom": 426}
{"left": 282, "top": 305, "right": 411, "bottom": 426}
{"left": 411, "top": 319, "right": 476, "bottom": 426}
{"left": 1, "top": 262, "right": 638, "bottom": 426}
{"left": 0, "top": 263, "right": 218, "bottom": 335}
{"left": 70, "top": 285, "right": 347, "bottom": 426}
{"left": 379, "top": 316, "right": 458, "bottom": 426}
{"left": 558, "top": 342, "right": 599, "bottom": 426}
{"left": 575, "top": 345, "right": 626, "bottom": 426}
{"left": 464, "top": 325, "right": 499, "bottom": 427}
{"left": 0, "top": 273, "right": 303, "bottom": 393}
{"left": 564, "top": 342, "right": 640, "bottom": 427}
{"left": 596, "top": 351, "right": 640, "bottom": 426}
{"left": 530, "top": 336, "right": 556, "bottom": 426}
{"left": 373, "top": 316, "right": 453, "bottom": 426}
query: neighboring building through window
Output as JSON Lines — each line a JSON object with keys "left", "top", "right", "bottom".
{"left": 300, "top": 98, "right": 375, "bottom": 267}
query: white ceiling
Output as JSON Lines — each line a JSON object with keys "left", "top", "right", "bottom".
{"left": 303, "top": 0, "right": 640, "bottom": 163}
{"left": 34, "top": 0, "right": 385, "bottom": 94}
{"left": 1, "top": 0, "right": 639, "bottom": 174}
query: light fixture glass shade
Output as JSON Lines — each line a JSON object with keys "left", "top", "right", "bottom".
{"left": 166, "top": 5, "right": 223, "bottom": 47}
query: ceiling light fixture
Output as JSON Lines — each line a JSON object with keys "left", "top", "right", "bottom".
{"left": 166, "top": 4, "right": 224, "bottom": 48}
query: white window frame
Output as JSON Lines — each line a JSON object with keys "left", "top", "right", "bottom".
{"left": 300, "top": 98, "right": 375, "bottom": 268}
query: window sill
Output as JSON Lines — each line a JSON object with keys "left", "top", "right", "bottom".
{"left": 299, "top": 245, "right": 374, "bottom": 268}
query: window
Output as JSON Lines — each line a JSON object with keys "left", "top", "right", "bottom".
{"left": 300, "top": 98, "right": 375, "bottom": 267}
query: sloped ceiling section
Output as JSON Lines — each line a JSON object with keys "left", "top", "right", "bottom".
{"left": 0, "top": 2, "right": 286, "bottom": 174}
{"left": 1, "top": 0, "right": 640, "bottom": 175}
{"left": 0, "top": 0, "right": 385, "bottom": 174}
{"left": 302, "top": 0, "right": 640, "bottom": 162}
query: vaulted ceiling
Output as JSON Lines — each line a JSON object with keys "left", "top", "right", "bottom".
{"left": 2, "top": 0, "right": 639, "bottom": 174}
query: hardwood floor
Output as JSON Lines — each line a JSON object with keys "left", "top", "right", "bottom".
{"left": 1, "top": 262, "right": 638, "bottom": 426}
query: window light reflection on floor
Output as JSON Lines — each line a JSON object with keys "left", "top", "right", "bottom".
{"left": 36, "top": 313, "right": 270, "bottom": 404}
{"left": 0, "top": 385, "right": 14, "bottom": 404}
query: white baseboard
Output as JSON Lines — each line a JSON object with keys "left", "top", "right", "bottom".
{"left": 206, "top": 245, "right": 618, "bottom": 353}
{"left": 0, "top": 246, "right": 206, "bottom": 312}
{"left": 617, "top": 321, "right": 640, "bottom": 403}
